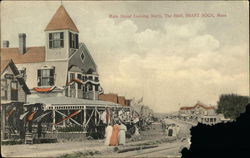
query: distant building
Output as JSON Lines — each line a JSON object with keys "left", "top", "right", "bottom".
{"left": 179, "top": 101, "right": 220, "bottom": 125}
{"left": 99, "top": 93, "right": 131, "bottom": 106}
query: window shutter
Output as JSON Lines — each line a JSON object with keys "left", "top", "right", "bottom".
{"left": 38, "top": 69, "right": 41, "bottom": 77}
{"left": 37, "top": 69, "right": 41, "bottom": 86}
{"left": 50, "top": 68, "right": 54, "bottom": 77}
{"left": 49, "top": 68, "right": 55, "bottom": 86}
{"left": 49, "top": 33, "right": 52, "bottom": 40}
{"left": 60, "top": 32, "right": 64, "bottom": 48}
{"left": 76, "top": 34, "right": 79, "bottom": 49}
{"left": 49, "top": 33, "right": 52, "bottom": 49}
{"left": 69, "top": 32, "right": 72, "bottom": 48}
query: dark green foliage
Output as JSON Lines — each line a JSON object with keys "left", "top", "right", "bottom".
{"left": 216, "top": 94, "right": 249, "bottom": 120}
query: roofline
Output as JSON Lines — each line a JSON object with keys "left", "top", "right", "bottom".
{"left": 1, "top": 59, "right": 31, "bottom": 94}
{"left": 80, "top": 43, "right": 98, "bottom": 71}
{"left": 44, "top": 28, "right": 79, "bottom": 33}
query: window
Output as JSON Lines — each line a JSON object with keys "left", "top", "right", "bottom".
{"left": 94, "top": 77, "right": 99, "bottom": 82}
{"left": 88, "top": 76, "right": 93, "bottom": 81}
{"left": 70, "top": 73, "right": 75, "bottom": 81}
{"left": 49, "top": 32, "right": 64, "bottom": 48}
{"left": 19, "top": 68, "right": 26, "bottom": 76}
{"left": 11, "top": 81, "right": 18, "bottom": 101}
{"left": 88, "top": 84, "right": 92, "bottom": 91}
{"left": 69, "top": 32, "right": 79, "bottom": 49}
{"left": 1, "top": 79, "right": 7, "bottom": 100}
{"left": 77, "top": 74, "right": 82, "bottom": 80}
{"left": 38, "top": 68, "right": 55, "bottom": 86}
{"left": 95, "top": 85, "right": 98, "bottom": 91}
{"left": 82, "top": 75, "right": 86, "bottom": 81}
{"left": 80, "top": 53, "right": 85, "bottom": 62}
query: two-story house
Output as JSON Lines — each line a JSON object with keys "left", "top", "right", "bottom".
{"left": 179, "top": 101, "right": 219, "bottom": 125}
{"left": 1, "top": 5, "right": 101, "bottom": 100}
{"left": 1, "top": 59, "right": 31, "bottom": 140}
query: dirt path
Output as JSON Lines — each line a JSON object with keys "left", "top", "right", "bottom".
{"left": 1, "top": 119, "right": 192, "bottom": 157}
{"left": 1, "top": 140, "right": 112, "bottom": 157}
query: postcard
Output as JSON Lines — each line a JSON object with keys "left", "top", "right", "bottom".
{"left": 1, "top": 0, "right": 249, "bottom": 157}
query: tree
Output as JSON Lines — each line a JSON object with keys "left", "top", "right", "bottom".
{"left": 216, "top": 94, "right": 249, "bottom": 120}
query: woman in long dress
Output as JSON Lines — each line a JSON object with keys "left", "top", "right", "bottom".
{"left": 109, "top": 122, "right": 120, "bottom": 146}
{"left": 104, "top": 124, "right": 113, "bottom": 145}
{"left": 118, "top": 123, "right": 127, "bottom": 145}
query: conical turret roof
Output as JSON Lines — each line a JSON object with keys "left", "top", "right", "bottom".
{"left": 45, "top": 5, "right": 79, "bottom": 32}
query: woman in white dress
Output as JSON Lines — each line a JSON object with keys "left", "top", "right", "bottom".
{"left": 118, "top": 122, "right": 127, "bottom": 145}
{"left": 104, "top": 123, "right": 113, "bottom": 145}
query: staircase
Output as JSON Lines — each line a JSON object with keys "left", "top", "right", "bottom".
{"left": 25, "top": 133, "right": 34, "bottom": 144}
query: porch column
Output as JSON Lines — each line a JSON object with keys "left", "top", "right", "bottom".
{"left": 93, "top": 84, "right": 95, "bottom": 100}
{"left": 68, "top": 73, "right": 71, "bottom": 97}
{"left": 52, "top": 106, "right": 56, "bottom": 131}
{"left": 75, "top": 82, "right": 78, "bottom": 98}
{"left": 94, "top": 107, "right": 97, "bottom": 125}
{"left": 83, "top": 106, "right": 86, "bottom": 127}
{"left": 1, "top": 105, "right": 6, "bottom": 140}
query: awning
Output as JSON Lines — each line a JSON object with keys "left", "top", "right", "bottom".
{"left": 27, "top": 96, "right": 125, "bottom": 107}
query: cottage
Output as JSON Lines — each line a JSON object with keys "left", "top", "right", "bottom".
{"left": 1, "top": 60, "right": 31, "bottom": 140}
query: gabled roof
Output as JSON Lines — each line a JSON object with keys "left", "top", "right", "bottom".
{"left": 1, "top": 60, "right": 10, "bottom": 73}
{"left": 45, "top": 5, "right": 79, "bottom": 32}
{"left": 1, "top": 60, "right": 31, "bottom": 94}
{"left": 68, "top": 43, "right": 97, "bottom": 74}
{"left": 180, "top": 102, "right": 215, "bottom": 110}
{"left": 1, "top": 47, "right": 45, "bottom": 64}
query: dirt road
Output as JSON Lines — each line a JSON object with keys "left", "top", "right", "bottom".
{"left": 1, "top": 119, "right": 192, "bottom": 157}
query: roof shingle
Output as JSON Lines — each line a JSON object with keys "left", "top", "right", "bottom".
{"left": 1, "top": 46, "right": 45, "bottom": 64}
{"left": 45, "top": 5, "right": 79, "bottom": 32}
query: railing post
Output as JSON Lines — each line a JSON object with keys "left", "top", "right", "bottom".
{"left": 83, "top": 106, "right": 86, "bottom": 129}
{"left": 52, "top": 106, "right": 56, "bottom": 131}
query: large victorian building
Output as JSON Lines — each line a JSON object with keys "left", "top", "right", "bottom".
{"left": 179, "top": 101, "right": 221, "bottom": 125}
{"left": 1, "top": 5, "right": 101, "bottom": 100}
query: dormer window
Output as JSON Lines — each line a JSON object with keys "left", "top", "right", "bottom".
{"left": 49, "top": 32, "right": 64, "bottom": 49}
{"left": 69, "top": 32, "right": 79, "bottom": 49}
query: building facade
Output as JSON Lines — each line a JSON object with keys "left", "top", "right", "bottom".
{"left": 1, "top": 60, "right": 31, "bottom": 140}
{"left": 179, "top": 101, "right": 219, "bottom": 125}
{"left": 1, "top": 5, "right": 101, "bottom": 100}
{"left": 98, "top": 93, "right": 131, "bottom": 106}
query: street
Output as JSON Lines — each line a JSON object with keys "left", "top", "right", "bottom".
{"left": 1, "top": 119, "right": 192, "bottom": 157}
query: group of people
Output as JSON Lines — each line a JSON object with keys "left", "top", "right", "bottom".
{"left": 104, "top": 120, "right": 127, "bottom": 146}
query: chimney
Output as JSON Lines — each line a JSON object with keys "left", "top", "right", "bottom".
{"left": 18, "top": 33, "right": 26, "bottom": 54}
{"left": 3, "top": 40, "right": 9, "bottom": 48}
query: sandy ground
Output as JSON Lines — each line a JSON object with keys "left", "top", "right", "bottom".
{"left": 1, "top": 119, "right": 192, "bottom": 157}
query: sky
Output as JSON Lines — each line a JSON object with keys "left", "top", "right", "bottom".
{"left": 1, "top": 1, "right": 249, "bottom": 112}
